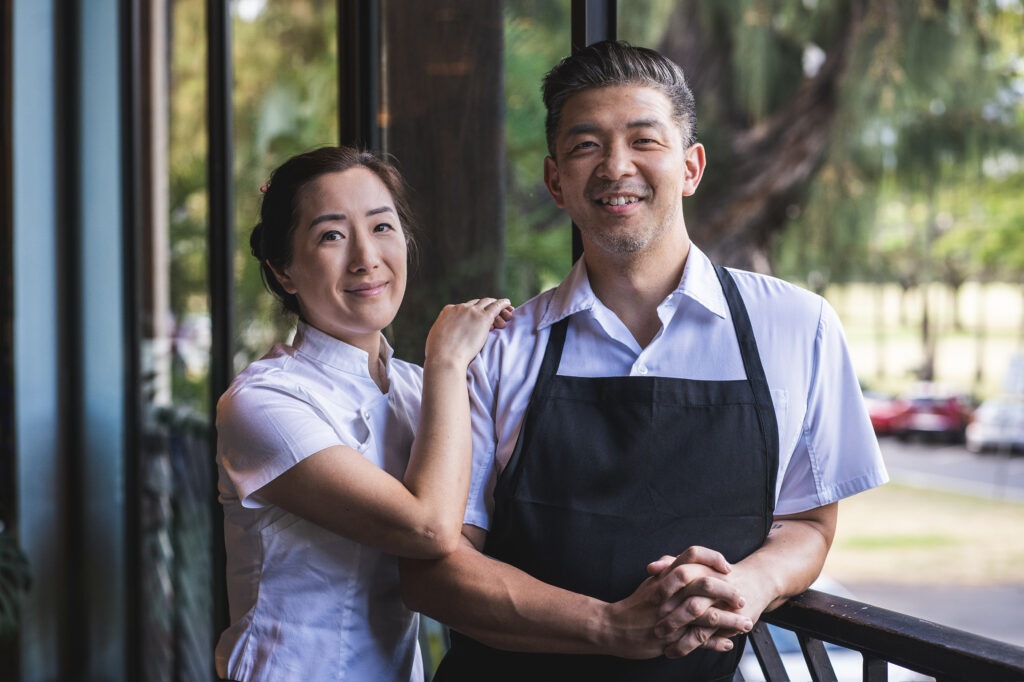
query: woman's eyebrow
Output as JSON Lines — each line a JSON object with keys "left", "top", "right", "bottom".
{"left": 366, "top": 206, "right": 394, "bottom": 217}
{"left": 308, "top": 213, "right": 346, "bottom": 229}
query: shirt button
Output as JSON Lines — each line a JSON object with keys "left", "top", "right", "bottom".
{"left": 363, "top": 410, "right": 371, "bottom": 420}
{"left": 637, "top": 365, "right": 648, "bottom": 375}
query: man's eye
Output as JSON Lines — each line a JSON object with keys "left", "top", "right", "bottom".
{"left": 320, "top": 230, "right": 343, "bottom": 242}
{"left": 635, "top": 138, "right": 656, "bottom": 145}
{"left": 571, "top": 141, "right": 598, "bottom": 152}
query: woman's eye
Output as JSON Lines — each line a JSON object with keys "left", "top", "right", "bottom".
{"left": 320, "top": 230, "right": 343, "bottom": 242}
{"left": 373, "top": 222, "right": 394, "bottom": 233}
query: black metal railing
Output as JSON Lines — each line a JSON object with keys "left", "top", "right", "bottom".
{"left": 741, "top": 588, "right": 1024, "bottom": 682}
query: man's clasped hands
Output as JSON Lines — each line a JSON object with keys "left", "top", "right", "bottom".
{"left": 605, "top": 545, "right": 773, "bottom": 659}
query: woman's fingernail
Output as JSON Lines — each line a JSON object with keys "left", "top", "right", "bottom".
{"left": 738, "top": 598, "right": 746, "bottom": 608}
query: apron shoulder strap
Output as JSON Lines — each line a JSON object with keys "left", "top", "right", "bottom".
{"left": 714, "top": 265, "right": 780, "bottom": 518}
{"left": 534, "top": 316, "right": 569, "bottom": 391}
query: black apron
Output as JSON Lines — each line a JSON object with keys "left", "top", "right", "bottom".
{"left": 436, "top": 266, "right": 779, "bottom": 682}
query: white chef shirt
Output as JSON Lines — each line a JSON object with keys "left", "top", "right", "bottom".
{"left": 464, "top": 244, "right": 888, "bottom": 530}
{"left": 215, "top": 321, "right": 424, "bottom": 682}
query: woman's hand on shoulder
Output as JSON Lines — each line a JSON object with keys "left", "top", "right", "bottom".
{"left": 424, "top": 297, "right": 513, "bottom": 370}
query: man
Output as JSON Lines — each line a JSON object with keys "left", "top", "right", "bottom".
{"left": 401, "top": 41, "right": 887, "bottom": 681}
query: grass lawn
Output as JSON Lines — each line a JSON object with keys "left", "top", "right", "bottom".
{"left": 824, "top": 483, "right": 1024, "bottom": 585}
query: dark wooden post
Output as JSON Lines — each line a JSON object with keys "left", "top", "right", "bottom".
{"left": 382, "top": 1, "right": 506, "bottom": 362}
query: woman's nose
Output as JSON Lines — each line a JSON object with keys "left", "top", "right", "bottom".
{"left": 347, "top": 232, "right": 380, "bottom": 272}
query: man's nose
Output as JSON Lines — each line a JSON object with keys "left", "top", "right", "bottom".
{"left": 347, "top": 232, "right": 380, "bottom": 273}
{"left": 597, "top": 142, "right": 636, "bottom": 180}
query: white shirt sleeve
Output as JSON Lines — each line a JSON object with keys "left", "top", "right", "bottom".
{"left": 775, "top": 300, "right": 888, "bottom": 515}
{"left": 463, "top": 351, "right": 499, "bottom": 530}
{"left": 216, "top": 381, "right": 352, "bottom": 508}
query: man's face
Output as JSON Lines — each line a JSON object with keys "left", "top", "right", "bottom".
{"left": 543, "top": 85, "right": 704, "bottom": 257}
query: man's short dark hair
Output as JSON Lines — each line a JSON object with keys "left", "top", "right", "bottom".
{"left": 541, "top": 40, "right": 697, "bottom": 157}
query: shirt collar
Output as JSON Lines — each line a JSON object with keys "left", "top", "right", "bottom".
{"left": 677, "top": 244, "right": 729, "bottom": 320}
{"left": 292, "top": 320, "right": 394, "bottom": 377}
{"left": 536, "top": 242, "right": 728, "bottom": 330}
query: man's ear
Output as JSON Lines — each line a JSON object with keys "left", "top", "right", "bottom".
{"left": 266, "top": 260, "right": 298, "bottom": 295}
{"left": 543, "top": 156, "right": 566, "bottom": 208}
{"left": 681, "top": 143, "right": 706, "bottom": 197}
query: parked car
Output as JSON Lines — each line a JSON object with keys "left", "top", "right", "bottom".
{"left": 863, "top": 390, "right": 910, "bottom": 436}
{"left": 894, "top": 383, "right": 973, "bottom": 443}
{"left": 965, "top": 395, "right": 1024, "bottom": 453}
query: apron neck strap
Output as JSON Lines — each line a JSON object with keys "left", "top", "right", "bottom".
{"left": 714, "top": 265, "right": 780, "bottom": 512}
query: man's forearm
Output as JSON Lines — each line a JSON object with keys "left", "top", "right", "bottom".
{"left": 399, "top": 533, "right": 613, "bottom": 655}
{"left": 730, "top": 502, "right": 838, "bottom": 616}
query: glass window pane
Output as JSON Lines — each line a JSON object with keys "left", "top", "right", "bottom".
{"left": 231, "top": 0, "right": 339, "bottom": 369}
{"left": 503, "top": 1, "right": 573, "bottom": 304}
{"left": 138, "top": 0, "right": 215, "bottom": 678}
{"left": 381, "top": 1, "right": 506, "bottom": 363}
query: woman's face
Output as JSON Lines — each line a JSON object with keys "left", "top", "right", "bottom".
{"left": 272, "top": 167, "right": 408, "bottom": 352}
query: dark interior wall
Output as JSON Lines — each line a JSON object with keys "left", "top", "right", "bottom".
{"left": 382, "top": 0, "right": 506, "bottom": 363}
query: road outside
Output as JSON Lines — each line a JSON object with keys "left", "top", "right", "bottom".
{"left": 824, "top": 437, "right": 1024, "bottom": 648}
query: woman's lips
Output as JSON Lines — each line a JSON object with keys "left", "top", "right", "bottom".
{"left": 345, "top": 282, "right": 388, "bottom": 297}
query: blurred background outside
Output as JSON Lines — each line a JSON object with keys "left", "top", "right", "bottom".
{"left": 4, "top": 0, "right": 1023, "bottom": 679}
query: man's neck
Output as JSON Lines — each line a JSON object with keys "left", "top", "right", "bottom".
{"left": 583, "top": 229, "right": 691, "bottom": 349}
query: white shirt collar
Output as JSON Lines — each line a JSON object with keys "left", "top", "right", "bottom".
{"left": 292, "top": 320, "right": 394, "bottom": 377}
{"left": 536, "top": 243, "right": 729, "bottom": 330}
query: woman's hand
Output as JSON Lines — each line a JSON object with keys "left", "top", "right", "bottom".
{"left": 424, "top": 298, "right": 513, "bottom": 369}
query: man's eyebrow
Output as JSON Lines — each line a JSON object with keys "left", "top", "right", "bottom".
{"left": 564, "top": 122, "right": 600, "bottom": 137}
{"left": 564, "top": 119, "right": 668, "bottom": 138}
{"left": 627, "top": 118, "right": 668, "bottom": 131}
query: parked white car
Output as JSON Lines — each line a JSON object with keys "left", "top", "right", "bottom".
{"left": 965, "top": 395, "right": 1024, "bottom": 453}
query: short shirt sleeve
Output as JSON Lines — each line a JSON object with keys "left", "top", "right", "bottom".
{"left": 462, "top": 352, "right": 499, "bottom": 531}
{"left": 216, "top": 381, "right": 351, "bottom": 508}
{"left": 774, "top": 300, "right": 888, "bottom": 515}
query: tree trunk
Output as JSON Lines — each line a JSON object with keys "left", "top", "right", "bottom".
{"left": 974, "top": 280, "right": 987, "bottom": 387}
{"left": 874, "top": 283, "right": 886, "bottom": 380}
{"left": 919, "top": 286, "right": 934, "bottom": 381}
{"left": 658, "top": 0, "right": 865, "bottom": 272}
{"left": 383, "top": 1, "right": 506, "bottom": 363}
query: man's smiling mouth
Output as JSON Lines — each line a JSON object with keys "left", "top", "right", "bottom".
{"left": 598, "top": 196, "right": 642, "bottom": 206}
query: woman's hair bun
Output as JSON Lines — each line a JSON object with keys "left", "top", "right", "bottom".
{"left": 250, "top": 223, "right": 264, "bottom": 260}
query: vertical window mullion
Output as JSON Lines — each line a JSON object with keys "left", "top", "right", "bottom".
{"left": 569, "top": 0, "right": 617, "bottom": 262}
{"left": 205, "top": 0, "right": 232, "bottom": 643}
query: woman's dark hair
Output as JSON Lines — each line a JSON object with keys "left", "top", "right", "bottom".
{"left": 542, "top": 40, "right": 697, "bottom": 156}
{"left": 250, "top": 146, "right": 417, "bottom": 316}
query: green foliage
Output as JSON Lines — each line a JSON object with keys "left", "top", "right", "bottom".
{"left": 775, "top": 0, "right": 1024, "bottom": 286}
{"left": 503, "top": 3, "right": 573, "bottom": 303}
{"left": 169, "top": 0, "right": 338, "bottom": 385}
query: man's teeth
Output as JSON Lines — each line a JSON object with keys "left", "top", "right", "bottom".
{"left": 600, "top": 196, "right": 640, "bottom": 206}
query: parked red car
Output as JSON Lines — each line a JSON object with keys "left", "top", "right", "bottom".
{"left": 863, "top": 384, "right": 974, "bottom": 442}
{"left": 894, "top": 384, "right": 974, "bottom": 443}
{"left": 863, "top": 391, "right": 909, "bottom": 436}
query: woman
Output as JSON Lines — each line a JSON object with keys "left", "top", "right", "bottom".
{"left": 214, "top": 146, "right": 511, "bottom": 681}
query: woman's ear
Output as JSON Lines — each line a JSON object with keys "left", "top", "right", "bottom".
{"left": 266, "top": 260, "right": 298, "bottom": 295}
